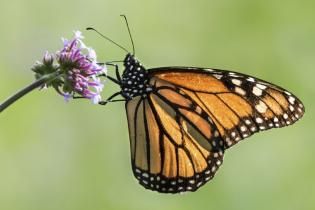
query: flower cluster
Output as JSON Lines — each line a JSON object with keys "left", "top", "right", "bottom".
{"left": 32, "top": 31, "right": 107, "bottom": 104}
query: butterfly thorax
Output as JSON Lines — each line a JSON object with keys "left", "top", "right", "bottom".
{"left": 121, "top": 54, "right": 151, "bottom": 100}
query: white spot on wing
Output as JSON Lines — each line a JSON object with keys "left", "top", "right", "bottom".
{"left": 288, "top": 96, "right": 295, "bottom": 104}
{"left": 253, "top": 86, "right": 262, "bottom": 96}
{"left": 214, "top": 130, "right": 219, "bottom": 137}
{"left": 213, "top": 74, "right": 223, "bottom": 80}
{"left": 247, "top": 77, "right": 255, "bottom": 82}
{"left": 227, "top": 140, "right": 233, "bottom": 146}
{"left": 255, "top": 101, "right": 268, "bottom": 113}
{"left": 256, "top": 84, "right": 267, "bottom": 90}
{"left": 256, "top": 117, "right": 263, "bottom": 124}
{"left": 235, "top": 87, "right": 246, "bottom": 95}
{"left": 226, "top": 137, "right": 232, "bottom": 146}
{"left": 232, "top": 79, "right": 242, "bottom": 86}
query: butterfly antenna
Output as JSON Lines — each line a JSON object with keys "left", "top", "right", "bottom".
{"left": 86, "top": 27, "right": 129, "bottom": 53}
{"left": 120, "top": 15, "right": 135, "bottom": 55}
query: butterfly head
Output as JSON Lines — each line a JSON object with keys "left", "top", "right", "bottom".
{"left": 121, "top": 53, "right": 150, "bottom": 100}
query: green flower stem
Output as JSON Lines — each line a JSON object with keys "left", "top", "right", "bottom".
{"left": 0, "top": 71, "right": 61, "bottom": 113}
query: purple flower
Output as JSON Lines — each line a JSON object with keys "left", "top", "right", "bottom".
{"left": 55, "top": 31, "right": 107, "bottom": 103}
{"left": 31, "top": 31, "right": 106, "bottom": 104}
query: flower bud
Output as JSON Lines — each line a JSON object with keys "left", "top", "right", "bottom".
{"left": 31, "top": 61, "right": 44, "bottom": 73}
{"left": 43, "top": 51, "right": 54, "bottom": 66}
{"left": 32, "top": 53, "right": 59, "bottom": 83}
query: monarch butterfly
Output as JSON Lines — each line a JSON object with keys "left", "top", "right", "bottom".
{"left": 90, "top": 16, "right": 305, "bottom": 194}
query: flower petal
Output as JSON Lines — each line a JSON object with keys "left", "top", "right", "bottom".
{"left": 87, "top": 47, "right": 97, "bottom": 61}
{"left": 91, "top": 94, "right": 101, "bottom": 104}
{"left": 63, "top": 93, "right": 72, "bottom": 102}
{"left": 61, "top": 37, "right": 69, "bottom": 47}
{"left": 74, "top": 31, "right": 84, "bottom": 39}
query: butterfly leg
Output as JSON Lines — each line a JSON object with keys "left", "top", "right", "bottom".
{"left": 73, "top": 96, "right": 85, "bottom": 99}
{"left": 96, "top": 63, "right": 121, "bottom": 85}
{"left": 105, "top": 63, "right": 121, "bottom": 82}
{"left": 97, "top": 73, "right": 120, "bottom": 85}
{"left": 99, "top": 91, "right": 124, "bottom": 105}
{"left": 72, "top": 93, "right": 124, "bottom": 104}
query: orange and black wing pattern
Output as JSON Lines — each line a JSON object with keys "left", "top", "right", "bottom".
{"left": 125, "top": 67, "right": 304, "bottom": 193}
{"left": 149, "top": 67, "right": 304, "bottom": 149}
{"left": 125, "top": 81, "right": 225, "bottom": 193}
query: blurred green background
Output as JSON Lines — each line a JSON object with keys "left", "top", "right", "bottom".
{"left": 0, "top": 0, "right": 314, "bottom": 210}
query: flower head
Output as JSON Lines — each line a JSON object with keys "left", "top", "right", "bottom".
{"left": 33, "top": 31, "right": 107, "bottom": 104}
{"left": 56, "top": 31, "right": 106, "bottom": 103}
